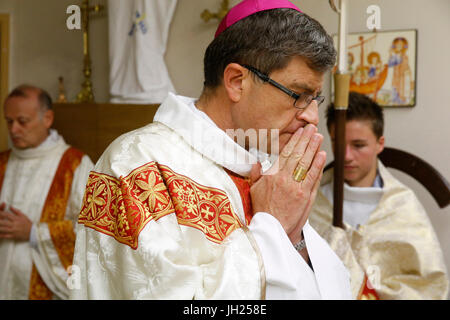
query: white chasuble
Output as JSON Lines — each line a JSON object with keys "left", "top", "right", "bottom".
{"left": 0, "top": 130, "right": 93, "bottom": 299}
{"left": 108, "top": 0, "right": 177, "bottom": 104}
{"left": 71, "top": 93, "right": 352, "bottom": 300}
{"left": 309, "top": 162, "right": 449, "bottom": 300}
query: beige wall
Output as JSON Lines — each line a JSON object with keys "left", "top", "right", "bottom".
{"left": 0, "top": 0, "right": 109, "bottom": 103}
{"left": 1, "top": 0, "right": 449, "bottom": 297}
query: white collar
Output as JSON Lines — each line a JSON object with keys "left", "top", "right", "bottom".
{"left": 154, "top": 93, "right": 268, "bottom": 177}
{"left": 321, "top": 164, "right": 385, "bottom": 204}
{"left": 11, "top": 129, "right": 66, "bottom": 159}
{"left": 342, "top": 180, "right": 384, "bottom": 204}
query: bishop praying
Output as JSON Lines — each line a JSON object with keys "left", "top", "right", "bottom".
{"left": 0, "top": 0, "right": 448, "bottom": 301}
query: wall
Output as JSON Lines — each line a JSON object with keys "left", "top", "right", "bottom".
{"left": 0, "top": 0, "right": 109, "bottom": 103}
{"left": 1, "top": 0, "right": 449, "bottom": 297}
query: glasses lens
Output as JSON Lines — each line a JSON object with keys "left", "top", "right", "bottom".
{"left": 294, "top": 95, "right": 312, "bottom": 109}
{"left": 316, "top": 96, "right": 325, "bottom": 106}
{"left": 294, "top": 95, "right": 325, "bottom": 109}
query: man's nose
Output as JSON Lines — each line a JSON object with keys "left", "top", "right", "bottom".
{"left": 344, "top": 144, "right": 353, "bottom": 161}
{"left": 296, "top": 100, "right": 319, "bottom": 126}
{"left": 9, "top": 121, "right": 20, "bottom": 135}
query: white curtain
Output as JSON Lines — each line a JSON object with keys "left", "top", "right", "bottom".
{"left": 108, "top": 0, "right": 177, "bottom": 104}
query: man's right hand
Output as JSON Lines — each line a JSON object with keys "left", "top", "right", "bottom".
{"left": 249, "top": 124, "right": 326, "bottom": 245}
{"left": 0, "top": 202, "right": 33, "bottom": 242}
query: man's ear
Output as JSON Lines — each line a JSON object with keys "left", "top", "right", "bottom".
{"left": 43, "top": 109, "right": 54, "bottom": 129}
{"left": 376, "top": 135, "right": 385, "bottom": 155}
{"left": 223, "top": 63, "right": 247, "bottom": 103}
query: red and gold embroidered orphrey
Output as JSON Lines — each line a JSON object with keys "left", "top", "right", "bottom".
{"left": 29, "top": 147, "right": 84, "bottom": 300}
{"left": 78, "top": 162, "right": 243, "bottom": 249}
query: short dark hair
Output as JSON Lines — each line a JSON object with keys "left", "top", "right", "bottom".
{"left": 326, "top": 92, "right": 384, "bottom": 138}
{"left": 203, "top": 8, "right": 336, "bottom": 89}
{"left": 6, "top": 84, "right": 53, "bottom": 111}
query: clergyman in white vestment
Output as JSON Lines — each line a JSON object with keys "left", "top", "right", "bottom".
{"left": 0, "top": 85, "right": 93, "bottom": 299}
{"left": 309, "top": 92, "right": 449, "bottom": 300}
{"left": 71, "top": 0, "right": 352, "bottom": 300}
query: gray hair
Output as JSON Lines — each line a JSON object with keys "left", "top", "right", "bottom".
{"left": 6, "top": 84, "right": 53, "bottom": 113}
{"left": 203, "top": 8, "right": 336, "bottom": 89}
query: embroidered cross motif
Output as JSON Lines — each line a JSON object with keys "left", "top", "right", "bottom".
{"left": 78, "top": 162, "right": 243, "bottom": 249}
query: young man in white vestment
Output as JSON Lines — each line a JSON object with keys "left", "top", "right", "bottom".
{"left": 71, "top": 0, "right": 352, "bottom": 300}
{"left": 309, "top": 92, "right": 449, "bottom": 300}
{"left": 0, "top": 85, "right": 94, "bottom": 299}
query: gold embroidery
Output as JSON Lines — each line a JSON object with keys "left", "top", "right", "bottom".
{"left": 79, "top": 162, "right": 243, "bottom": 249}
{"left": 160, "top": 164, "right": 243, "bottom": 243}
{"left": 29, "top": 147, "right": 83, "bottom": 300}
{"left": 48, "top": 221, "right": 76, "bottom": 270}
{"left": 79, "top": 162, "right": 175, "bottom": 249}
{"left": 29, "top": 266, "right": 53, "bottom": 300}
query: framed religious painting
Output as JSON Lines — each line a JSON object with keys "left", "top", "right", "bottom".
{"left": 332, "top": 29, "right": 417, "bottom": 108}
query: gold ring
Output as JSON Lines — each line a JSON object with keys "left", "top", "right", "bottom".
{"left": 293, "top": 164, "right": 308, "bottom": 182}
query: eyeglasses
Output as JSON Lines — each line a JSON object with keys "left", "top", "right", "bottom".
{"left": 243, "top": 64, "right": 325, "bottom": 110}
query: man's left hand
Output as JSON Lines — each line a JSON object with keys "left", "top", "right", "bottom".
{"left": 0, "top": 205, "right": 33, "bottom": 241}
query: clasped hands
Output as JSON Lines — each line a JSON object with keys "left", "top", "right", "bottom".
{"left": 0, "top": 203, "right": 32, "bottom": 241}
{"left": 249, "top": 124, "right": 326, "bottom": 245}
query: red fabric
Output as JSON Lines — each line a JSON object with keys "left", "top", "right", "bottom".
{"left": 224, "top": 169, "right": 254, "bottom": 225}
{"left": 358, "top": 274, "right": 380, "bottom": 300}
{"left": 0, "top": 150, "right": 11, "bottom": 192}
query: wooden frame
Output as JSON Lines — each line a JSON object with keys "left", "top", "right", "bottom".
{"left": 0, "top": 14, "right": 10, "bottom": 150}
{"left": 332, "top": 29, "right": 418, "bottom": 108}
